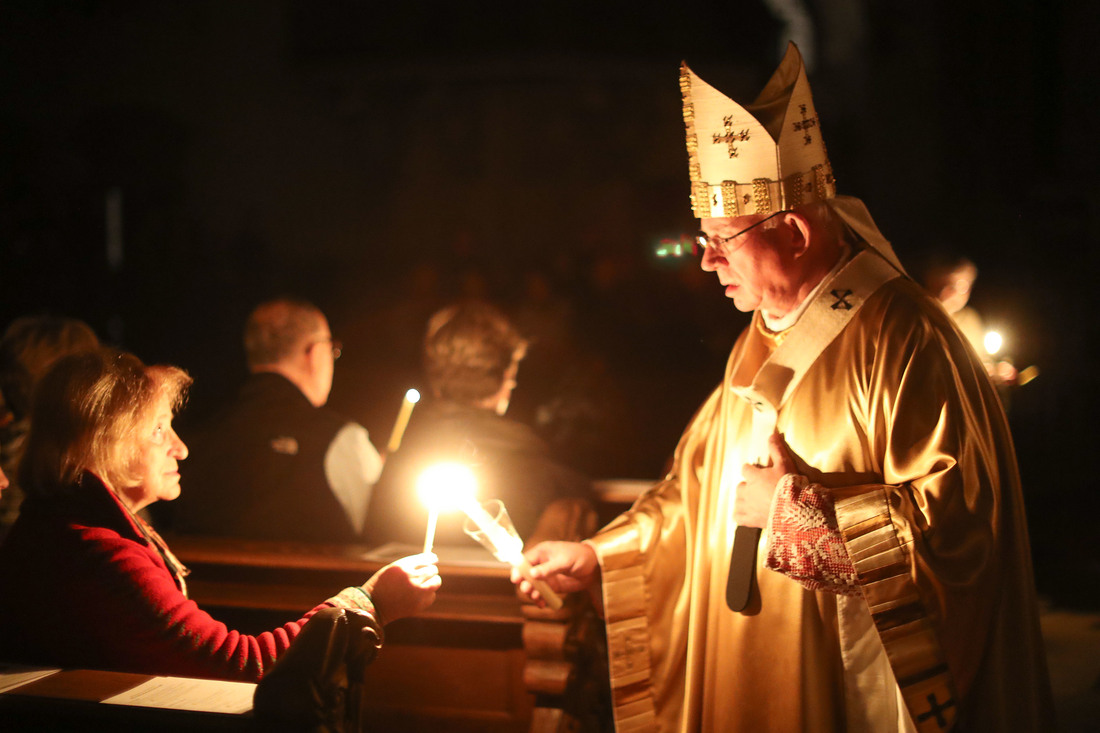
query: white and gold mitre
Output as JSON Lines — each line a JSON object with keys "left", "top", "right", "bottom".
{"left": 681, "top": 42, "right": 836, "bottom": 219}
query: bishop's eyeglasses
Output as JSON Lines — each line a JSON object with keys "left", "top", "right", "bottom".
{"left": 694, "top": 211, "right": 784, "bottom": 257}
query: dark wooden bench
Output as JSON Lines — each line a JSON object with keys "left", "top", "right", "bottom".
{"left": 166, "top": 481, "right": 646, "bottom": 732}
{"left": 0, "top": 666, "right": 255, "bottom": 732}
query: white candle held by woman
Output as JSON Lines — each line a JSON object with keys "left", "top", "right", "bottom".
{"left": 417, "top": 462, "right": 477, "bottom": 554}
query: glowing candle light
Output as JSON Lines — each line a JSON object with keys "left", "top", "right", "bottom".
{"left": 984, "top": 330, "right": 1003, "bottom": 356}
{"left": 386, "top": 389, "right": 421, "bottom": 454}
{"left": 417, "top": 462, "right": 476, "bottom": 554}
{"left": 416, "top": 461, "right": 564, "bottom": 609}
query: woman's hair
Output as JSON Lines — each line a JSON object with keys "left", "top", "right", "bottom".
{"left": 0, "top": 316, "right": 100, "bottom": 421}
{"left": 19, "top": 348, "right": 191, "bottom": 500}
{"left": 423, "top": 301, "right": 527, "bottom": 405}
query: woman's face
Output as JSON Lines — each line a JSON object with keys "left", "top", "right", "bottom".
{"left": 120, "top": 394, "right": 188, "bottom": 512}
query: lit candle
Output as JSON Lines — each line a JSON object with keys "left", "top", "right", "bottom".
{"left": 386, "top": 389, "right": 421, "bottom": 454}
{"left": 456, "top": 496, "right": 564, "bottom": 611}
{"left": 417, "top": 462, "right": 476, "bottom": 554}
{"left": 984, "top": 330, "right": 1003, "bottom": 356}
{"left": 422, "top": 508, "right": 438, "bottom": 555}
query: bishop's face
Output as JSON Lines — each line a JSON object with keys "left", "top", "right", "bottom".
{"left": 698, "top": 215, "right": 800, "bottom": 318}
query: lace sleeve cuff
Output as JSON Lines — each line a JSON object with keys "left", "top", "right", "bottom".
{"left": 764, "top": 474, "right": 860, "bottom": 596}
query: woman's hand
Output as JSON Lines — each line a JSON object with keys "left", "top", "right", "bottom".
{"left": 361, "top": 553, "right": 441, "bottom": 625}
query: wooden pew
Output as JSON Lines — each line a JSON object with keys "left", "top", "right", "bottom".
{"left": 0, "top": 666, "right": 255, "bottom": 732}
{"left": 169, "top": 536, "right": 599, "bottom": 732}
{"left": 166, "top": 482, "right": 646, "bottom": 733}
{"left": 168, "top": 536, "right": 527, "bottom": 732}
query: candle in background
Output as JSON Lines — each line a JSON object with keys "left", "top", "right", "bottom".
{"left": 984, "top": 330, "right": 1003, "bottom": 356}
{"left": 386, "top": 388, "right": 421, "bottom": 454}
{"left": 417, "top": 462, "right": 477, "bottom": 554}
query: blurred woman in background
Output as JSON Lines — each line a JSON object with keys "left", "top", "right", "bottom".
{"left": 0, "top": 315, "right": 100, "bottom": 535}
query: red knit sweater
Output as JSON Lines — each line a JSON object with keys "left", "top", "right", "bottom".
{"left": 0, "top": 474, "right": 374, "bottom": 681}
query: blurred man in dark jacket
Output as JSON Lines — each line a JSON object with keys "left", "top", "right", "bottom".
{"left": 175, "top": 298, "right": 383, "bottom": 543}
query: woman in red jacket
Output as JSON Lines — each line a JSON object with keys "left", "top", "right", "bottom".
{"left": 0, "top": 348, "right": 440, "bottom": 681}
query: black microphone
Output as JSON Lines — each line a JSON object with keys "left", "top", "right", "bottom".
{"left": 726, "top": 525, "right": 761, "bottom": 612}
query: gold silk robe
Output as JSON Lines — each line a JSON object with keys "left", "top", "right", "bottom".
{"left": 589, "top": 253, "right": 1053, "bottom": 732}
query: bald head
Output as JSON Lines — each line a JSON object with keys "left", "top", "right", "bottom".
{"left": 244, "top": 299, "right": 326, "bottom": 369}
{"left": 244, "top": 299, "right": 334, "bottom": 407}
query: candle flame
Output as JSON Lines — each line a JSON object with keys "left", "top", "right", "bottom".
{"left": 405, "top": 388, "right": 421, "bottom": 403}
{"left": 984, "top": 330, "right": 1003, "bottom": 356}
{"left": 417, "top": 462, "right": 476, "bottom": 509}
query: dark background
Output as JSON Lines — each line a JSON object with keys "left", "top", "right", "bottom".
{"left": 2, "top": 1, "right": 1097, "bottom": 605}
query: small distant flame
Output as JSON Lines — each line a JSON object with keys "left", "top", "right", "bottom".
{"left": 984, "top": 330, "right": 1003, "bottom": 356}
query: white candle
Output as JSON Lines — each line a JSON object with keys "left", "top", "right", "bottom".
{"left": 457, "top": 497, "right": 563, "bottom": 610}
{"left": 417, "top": 462, "right": 476, "bottom": 555}
{"left": 423, "top": 508, "right": 438, "bottom": 554}
{"left": 386, "top": 388, "right": 421, "bottom": 453}
{"left": 456, "top": 497, "right": 517, "bottom": 557}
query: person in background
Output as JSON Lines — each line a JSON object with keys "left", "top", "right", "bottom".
{"left": 173, "top": 298, "right": 383, "bottom": 543}
{"left": 920, "top": 252, "right": 1018, "bottom": 387}
{"left": 365, "top": 300, "right": 594, "bottom": 551}
{"left": 515, "top": 44, "right": 1052, "bottom": 731}
{"left": 0, "top": 315, "right": 100, "bottom": 535}
{"left": 0, "top": 348, "right": 438, "bottom": 681}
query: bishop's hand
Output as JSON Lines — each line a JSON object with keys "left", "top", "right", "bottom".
{"left": 735, "top": 431, "right": 798, "bottom": 528}
{"left": 511, "top": 541, "right": 600, "bottom": 607}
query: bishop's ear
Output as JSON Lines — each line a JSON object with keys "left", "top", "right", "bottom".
{"left": 783, "top": 212, "right": 813, "bottom": 258}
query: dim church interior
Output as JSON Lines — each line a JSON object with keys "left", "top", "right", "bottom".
{"left": 2, "top": 1, "right": 1099, "bottom": 730}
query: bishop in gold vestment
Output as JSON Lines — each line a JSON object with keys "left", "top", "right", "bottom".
{"left": 589, "top": 241, "right": 1053, "bottom": 731}
{"left": 517, "top": 44, "right": 1053, "bottom": 732}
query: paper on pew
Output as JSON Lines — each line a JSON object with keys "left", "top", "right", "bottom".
{"left": 102, "top": 675, "right": 255, "bottom": 714}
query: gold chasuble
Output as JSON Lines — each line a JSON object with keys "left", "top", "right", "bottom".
{"left": 590, "top": 244, "right": 1053, "bottom": 731}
